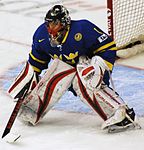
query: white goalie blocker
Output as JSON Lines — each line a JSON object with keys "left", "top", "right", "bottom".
{"left": 8, "top": 62, "right": 39, "bottom": 100}
{"left": 75, "top": 56, "right": 130, "bottom": 129}
{"left": 18, "top": 59, "right": 76, "bottom": 125}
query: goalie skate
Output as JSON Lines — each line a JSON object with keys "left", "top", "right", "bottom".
{"left": 106, "top": 108, "right": 141, "bottom": 133}
{"left": 107, "top": 122, "right": 141, "bottom": 133}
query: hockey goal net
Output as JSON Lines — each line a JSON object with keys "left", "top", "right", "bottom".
{"left": 107, "top": 0, "right": 144, "bottom": 58}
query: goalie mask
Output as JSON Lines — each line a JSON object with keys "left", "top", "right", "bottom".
{"left": 45, "top": 5, "right": 71, "bottom": 47}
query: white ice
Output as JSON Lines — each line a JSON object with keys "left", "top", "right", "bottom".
{"left": 0, "top": 0, "right": 144, "bottom": 149}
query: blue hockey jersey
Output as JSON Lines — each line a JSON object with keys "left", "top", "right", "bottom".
{"left": 28, "top": 19, "right": 117, "bottom": 74}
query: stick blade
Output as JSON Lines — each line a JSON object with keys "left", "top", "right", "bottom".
{"left": 2, "top": 133, "right": 21, "bottom": 143}
{"left": 2, "top": 128, "right": 10, "bottom": 138}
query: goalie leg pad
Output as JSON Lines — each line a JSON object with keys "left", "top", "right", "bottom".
{"left": 18, "top": 104, "right": 37, "bottom": 125}
{"left": 75, "top": 56, "right": 134, "bottom": 128}
{"left": 18, "top": 59, "right": 76, "bottom": 125}
{"left": 73, "top": 73, "right": 127, "bottom": 122}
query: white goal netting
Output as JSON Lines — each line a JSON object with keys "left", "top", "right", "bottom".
{"left": 107, "top": 0, "right": 144, "bottom": 58}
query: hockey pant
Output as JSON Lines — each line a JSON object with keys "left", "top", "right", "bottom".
{"left": 17, "top": 57, "right": 127, "bottom": 127}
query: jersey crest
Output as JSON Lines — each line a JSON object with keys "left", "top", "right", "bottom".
{"left": 74, "top": 33, "right": 82, "bottom": 41}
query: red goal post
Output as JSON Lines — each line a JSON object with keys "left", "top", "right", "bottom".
{"left": 107, "top": 0, "right": 144, "bottom": 58}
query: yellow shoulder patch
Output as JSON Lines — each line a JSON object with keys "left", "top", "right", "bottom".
{"left": 74, "top": 33, "right": 82, "bottom": 41}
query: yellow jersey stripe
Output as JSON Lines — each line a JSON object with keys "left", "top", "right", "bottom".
{"left": 31, "top": 65, "right": 41, "bottom": 73}
{"left": 62, "top": 26, "right": 70, "bottom": 44}
{"left": 104, "top": 60, "right": 113, "bottom": 71}
{"left": 30, "top": 51, "right": 47, "bottom": 64}
{"left": 109, "top": 47, "right": 117, "bottom": 50}
{"left": 94, "top": 41, "right": 116, "bottom": 54}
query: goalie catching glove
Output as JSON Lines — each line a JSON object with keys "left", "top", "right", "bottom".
{"left": 77, "top": 56, "right": 109, "bottom": 91}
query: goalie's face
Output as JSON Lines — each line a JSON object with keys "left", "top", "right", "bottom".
{"left": 47, "top": 19, "right": 66, "bottom": 47}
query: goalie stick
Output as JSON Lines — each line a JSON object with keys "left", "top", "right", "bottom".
{"left": 2, "top": 80, "right": 32, "bottom": 139}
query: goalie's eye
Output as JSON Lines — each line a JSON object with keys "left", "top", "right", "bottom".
{"left": 48, "top": 19, "right": 60, "bottom": 26}
{"left": 47, "top": 20, "right": 64, "bottom": 37}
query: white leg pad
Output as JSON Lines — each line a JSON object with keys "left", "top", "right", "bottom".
{"left": 18, "top": 59, "right": 76, "bottom": 125}
{"left": 101, "top": 106, "right": 126, "bottom": 129}
{"left": 73, "top": 74, "right": 126, "bottom": 121}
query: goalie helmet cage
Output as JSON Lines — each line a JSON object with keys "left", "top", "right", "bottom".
{"left": 107, "top": 0, "right": 144, "bottom": 50}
